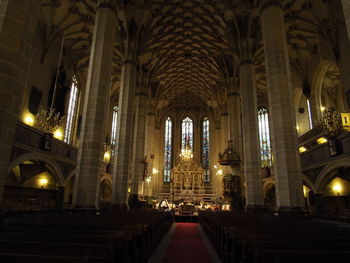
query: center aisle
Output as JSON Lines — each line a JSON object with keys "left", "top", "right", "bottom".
{"left": 161, "top": 223, "right": 214, "bottom": 263}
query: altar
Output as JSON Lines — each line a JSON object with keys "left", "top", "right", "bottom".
{"left": 170, "top": 142, "right": 205, "bottom": 201}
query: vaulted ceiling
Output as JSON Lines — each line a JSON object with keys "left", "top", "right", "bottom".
{"left": 40, "top": 0, "right": 337, "bottom": 116}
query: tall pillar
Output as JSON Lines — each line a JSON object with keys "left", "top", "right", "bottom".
{"left": 240, "top": 39, "right": 264, "bottom": 209}
{"left": 130, "top": 91, "right": 147, "bottom": 204}
{"left": 342, "top": 0, "right": 350, "bottom": 43}
{"left": 153, "top": 126, "right": 161, "bottom": 197}
{"left": 220, "top": 112, "right": 229, "bottom": 152}
{"left": 228, "top": 80, "right": 242, "bottom": 155}
{"left": 145, "top": 111, "right": 156, "bottom": 195}
{"left": 0, "top": 0, "right": 40, "bottom": 204}
{"left": 261, "top": 0, "right": 304, "bottom": 211}
{"left": 73, "top": 1, "right": 116, "bottom": 208}
{"left": 112, "top": 41, "right": 137, "bottom": 207}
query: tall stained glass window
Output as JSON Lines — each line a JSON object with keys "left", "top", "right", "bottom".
{"left": 64, "top": 76, "right": 79, "bottom": 144}
{"left": 164, "top": 117, "right": 172, "bottom": 182}
{"left": 306, "top": 98, "right": 313, "bottom": 130}
{"left": 258, "top": 108, "right": 272, "bottom": 167}
{"left": 181, "top": 116, "right": 193, "bottom": 150}
{"left": 202, "top": 117, "right": 210, "bottom": 182}
{"left": 111, "top": 106, "right": 118, "bottom": 146}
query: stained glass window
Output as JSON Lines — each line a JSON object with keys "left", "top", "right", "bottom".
{"left": 164, "top": 117, "right": 172, "bottom": 182}
{"left": 64, "top": 76, "right": 79, "bottom": 144}
{"left": 111, "top": 106, "right": 118, "bottom": 146}
{"left": 181, "top": 117, "right": 193, "bottom": 150}
{"left": 258, "top": 108, "right": 272, "bottom": 167}
{"left": 306, "top": 98, "right": 313, "bottom": 129}
{"left": 202, "top": 117, "right": 210, "bottom": 182}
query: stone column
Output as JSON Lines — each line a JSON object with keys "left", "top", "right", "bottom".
{"left": 227, "top": 81, "right": 242, "bottom": 154}
{"left": 0, "top": 0, "right": 39, "bottom": 205}
{"left": 73, "top": 1, "right": 116, "bottom": 208}
{"left": 220, "top": 112, "right": 229, "bottom": 152}
{"left": 145, "top": 111, "right": 156, "bottom": 194}
{"left": 130, "top": 91, "right": 147, "bottom": 205}
{"left": 343, "top": 0, "right": 350, "bottom": 40}
{"left": 261, "top": 0, "right": 304, "bottom": 211}
{"left": 153, "top": 126, "right": 161, "bottom": 197}
{"left": 112, "top": 42, "right": 137, "bottom": 207}
{"left": 240, "top": 39, "right": 264, "bottom": 210}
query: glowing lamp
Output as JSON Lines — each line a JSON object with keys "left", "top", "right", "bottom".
{"left": 103, "top": 151, "right": 111, "bottom": 163}
{"left": 23, "top": 113, "right": 35, "bottom": 126}
{"left": 217, "top": 169, "right": 223, "bottom": 175}
{"left": 39, "top": 178, "right": 48, "bottom": 188}
{"left": 317, "top": 137, "right": 328, "bottom": 145}
{"left": 333, "top": 184, "right": 342, "bottom": 195}
{"left": 53, "top": 129, "right": 64, "bottom": 140}
{"left": 321, "top": 106, "right": 326, "bottom": 112}
{"left": 303, "top": 185, "right": 309, "bottom": 198}
{"left": 299, "top": 146, "right": 307, "bottom": 153}
{"left": 152, "top": 168, "right": 158, "bottom": 174}
{"left": 341, "top": 113, "right": 350, "bottom": 132}
{"left": 214, "top": 165, "right": 218, "bottom": 169}
{"left": 146, "top": 177, "right": 151, "bottom": 183}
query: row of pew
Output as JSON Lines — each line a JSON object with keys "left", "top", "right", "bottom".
{"left": 0, "top": 209, "right": 172, "bottom": 263}
{"left": 199, "top": 211, "right": 350, "bottom": 263}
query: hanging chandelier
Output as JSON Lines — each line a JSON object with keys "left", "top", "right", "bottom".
{"left": 179, "top": 140, "right": 193, "bottom": 161}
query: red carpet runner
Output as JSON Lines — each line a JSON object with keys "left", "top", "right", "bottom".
{"left": 162, "top": 223, "right": 213, "bottom": 263}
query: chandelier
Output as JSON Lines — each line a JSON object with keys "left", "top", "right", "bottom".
{"left": 179, "top": 140, "right": 193, "bottom": 161}
{"left": 320, "top": 108, "right": 342, "bottom": 137}
{"left": 35, "top": 108, "right": 64, "bottom": 134}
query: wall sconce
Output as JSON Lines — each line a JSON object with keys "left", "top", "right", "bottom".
{"left": 39, "top": 178, "right": 48, "bottom": 188}
{"left": 299, "top": 146, "right": 307, "bottom": 153}
{"left": 317, "top": 137, "right": 328, "bottom": 145}
{"left": 23, "top": 113, "right": 35, "bottom": 126}
{"left": 152, "top": 168, "right": 159, "bottom": 174}
{"left": 321, "top": 106, "right": 326, "bottom": 112}
{"left": 146, "top": 176, "right": 151, "bottom": 183}
{"left": 341, "top": 113, "right": 350, "bottom": 132}
{"left": 103, "top": 150, "right": 111, "bottom": 164}
{"left": 217, "top": 169, "right": 223, "bottom": 175}
{"left": 213, "top": 165, "right": 218, "bottom": 169}
{"left": 333, "top": 184, "right": 342, "bottom": 196}
{"left": 53, "top": 128, "right": 64, "bottom": 140}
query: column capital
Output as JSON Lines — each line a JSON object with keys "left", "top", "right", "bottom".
{"left": 260, "top": 0, "right": 283, "bottom": 13}
{"left": 239, "top": 59, "right": 253, "bottom": 67}
{"left": 135, "top": 91, "right": 147, "bottom": 97}
{"left": 122, "top": 59, "right": 137, "bottom": 66}
{"left": 97, "top": 0, "right": 117, "bottom": 11}
{"left": 228, "top": 91, "right": 240, "bottom": 97}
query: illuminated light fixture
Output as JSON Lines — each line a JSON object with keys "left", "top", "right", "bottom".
{"left": 317, "top": 137, "right": 328, "bottom": 144}
{"left": 303, "top": 185, "right": 309, "bottom": 198}
{"left": 152, "top": 168, "right": 159, "bottom": 174}
{"left": 299, "top": 146, "right": 307, "bottom": 153}
{"left": 333, "top": 183, "right": 342, "bottom": 195}
{"left": 213, "top": 165, "right": 218, "bottom": 169}
{"left": 341, "top": 113, "right": 350, "bottom": 132}
{"left": 39, "top": 178, "right": 48, "bottom": 188}
{"left": 146, "top": 176, "right": 151, "bottom": 183}
{"left": 179, "top": 141, "right": 193, "bottom": 161}
{"left": 103, "top": 143, "right": 111, "bottom": 164}
{"left": 23, "top": 113, "right": 35, "bottom": 126}
{"left": 53, "top": 128, "right": 64, "bottom": 140}
{"left": 321, "top": 106, "right": 326, "bottom": 112}
{"left": 296, "top": 125, "right": 300, "bottom": 131}
{"left": 217, "top": 169, "right": 223, "bottom": 175}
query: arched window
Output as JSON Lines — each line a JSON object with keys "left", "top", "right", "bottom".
{"left": 64, "top": 76, "right": 79, "bottom": 144}
{"left": 181, "top": 116, "right": 193, "bottom": 150}
{"left": 111, "top": 106, "right": 118, "bottom": 146}
{"left": 164, "top": 117, "right": 172, "bottom": 182}
{"left": 202, "top": 117, "right": 210, "bottom": 182}
{"left": 306, "top": 98, "right": 313, "bottom": 130}
{"left": 258, "top": 108, "right": 272, "bottom": 167}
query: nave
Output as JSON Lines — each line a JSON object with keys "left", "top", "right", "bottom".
{"left": 1, "top": 210, "right": 350, "bottom": 263}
